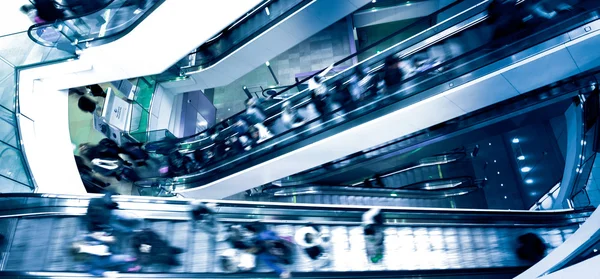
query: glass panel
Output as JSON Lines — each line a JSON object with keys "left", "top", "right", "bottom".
{"left": 129, "top": 101, "right": 149, "bottom": 135}
{"left": 0, "top": 142, "right": 31, "bottom": 186}
{"left": 134, "top": 77, "right": 155, "bottom": 111}
{"left": 130, "top": 129, "right": 175, "bottom": 143}
{"left": 0, "top": 30, "right": 77, "bottom": 67}
{"left": 0, "top": 71, "right": 15, "bottom": 111}
{"left": 0, "top": 106, "right": 18, "bottom": 148}
{"left": 0, "top": 175, "right": 32, "bottom": 193}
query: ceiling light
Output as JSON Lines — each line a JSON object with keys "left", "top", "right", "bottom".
{"left": 504, "top": 196, "right": 507, "bottom": 199}
{"left": 497, "top": 171, "right": 500, "bottom": 175}
{"left": 390, "top": 193, "right": 397, "bottom": 197}
{"left": 512, "top": 138, "right": 520, "bottom": 143}
{"left": 494, "top": 160, "right": 497, "bottom": 163}
{"left": 525, "top": 179, "right": 533, "bottom": 184}
{"left": 521, "top": 167, "right": 532, "bottom": 172}
{"left": 489, "top": 143, "right": 492, "bottom": 146}
{"left": 265, "top": 7, "right": 270, "bottom": 15}
{"left": 372, "top": 0, "right": 376, "bottom": 3}
{"left": 501, "top": 184, "right": 504, "bottom": 187}
{"left": 517, "top": 155, "right": 525, "bottom": 161}
{"left": 265, "top": 61, "right": 270, "bottom": 66}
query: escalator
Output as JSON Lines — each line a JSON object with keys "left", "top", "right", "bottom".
{"left": 27, "top": 0, "right": 165, "bottom": 50}
{"left": 0, "top": 194, "right": 593, "bottom": 278}
{"left": 253, "top": 177, "right": 483, "bottom": 208}
{"left": 276, "top": 152, "right": 467, "bottom": 187}
{"left": 241, "top": 69, "right": 600, "bottom": 208}
{"left": 153, "top": 0, "right": 600, "bottom": 200}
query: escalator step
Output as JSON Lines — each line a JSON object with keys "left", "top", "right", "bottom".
{"left": 45, "top": 217, "right": 81, "bottom": 271}
{"left": 144, "top": 221, "right": 170, "bottom": 273}
{"left": 400, "top": 172, "right": 408, "bottom": 186}
{"left": 189, "top": 228, "right": 211, "bottom": 272}
{"left": 5, "top": 218, "right": 54, "bottom": 271}
{"left": 167, "top": 221, "right": 191, "bottom": 273}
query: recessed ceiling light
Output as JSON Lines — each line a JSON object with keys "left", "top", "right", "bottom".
{"left": 497, "top": 171, "right": 500, "bottom": 175}
{"left": 489, "top": 143, "right": 492, "bottom": 146}
{"left": 504, "top": 196, "right": 507, "bottom": 199}
{"left": 521, "top": 167, "right": 532, "bottom": 172}
{"left": 512, "top": 138, "right": 520, "bottom": 143}
{"left": 517, "top": 155, "right": 525, "bottom": 161}
{"left": 525, "top": 179, "right": 534, "bottom": 184}
{"left": 494, "top": 160, "right": 497, "bottom": 163}
{"left": 372, "top": 0, "right": 376, "bottom": 3}
{"left": 501, "top": 184, "right": 504, "bottom": 187}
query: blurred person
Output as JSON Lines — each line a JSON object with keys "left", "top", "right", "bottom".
{"left": 222, "top": 135, "right": 243, "bottom": 155}
{"left": 193, "top": 148, "right": 215, "bottom": 169}
{"left": 219, "top": 248, "right": 257, "bottom": 273}
{"left": 222, "top": 224, "right": 255, "bottom": 249}
{"left": 245, "top": 98, "right": 273, "bottom": 141}
{"left": 374, "top": 174, "right": 385, "bottom": 188}
{"left": 31, "top": 0, "right": 65, "bottom": 22}
{"left": 280, "top": 101, "right": 305, "bottom": 129}
{"left": 487, "top": 0, "right": 525, "bottom": 42}
{"left": 356, "top": 65, "right": 379, "bottom": 101}
{"left": 86, "top": 84, "right": 107, "bottom": 98}
{"left": 362, "top": 207, "right": 385, "bottom": 263}
{"left": 190, "top": 201, "right": 218, "bottom": 234}
{"left": 167, "top": 150, "right": 193, "bottom": 176}
{"left": 80, "top": 144, "right": 139, "bottom": 182}
{"left": 71, "top": 231, "right": 140, "bottom": 276}
{"left": 86, "top": 192, "right": 141, "bottom": 234}
{"left": 131, "top": 228, "right": 184, "bottom": 266}
{"left": 308, "top": 64, "right": 334, "bottom": 116}
{"left": 382, "top": 55, "right": 403, "bottom": 90}
{"left": 331, "top": 79, "right": 353, "bottom": 108}
{"left": 78, "top": 96, "right": 100, "bottom": 114}
{"left": 120, "top": 141, "right": 150, "bottom": 167}
{"left": 75, "top": 155, "right": 110, "bottom": 193}
{"left": 234, "top": 118, "right": 251, "bottom": 137}
{"left": 252, "top": 228, "right": 294, "bottom": 278}
{"left": 516, "top": 233, "right": 547, "bottom": 263}
{"left": 310, "top": 75, "right": 330, "bottom": 117}
{"left": 294, "top": 225, "right": 330, "bottom": 267}
{"left": 245, "top": 98, "right": 267, "bottom": 125}
{"left": 20, "top": 4, "right": 46, "bottom": 24}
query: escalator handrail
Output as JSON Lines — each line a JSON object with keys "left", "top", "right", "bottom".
{"left": 168, "top": 0, "right": 483, "bottom": 146}
{"left": 0, "top": 193, "right": 585, "bottom": 216}
{"left": 262, "top": 177, "right": 479, "bottom": 199}
{"left": 169, "top": 2, "right": 597, "bottom": 188}
{"left": 276, "top": 151, "right": 467, "bottom": 186}
{"left": 0, "top": 266, "right": 530, "bottom": 278}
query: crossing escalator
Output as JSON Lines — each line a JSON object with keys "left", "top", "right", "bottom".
{"left": 0, "top": 194, "right": 592, "bottom": 278}
{"left": 143, "top": 0, "right": 600, "bottom": 200}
